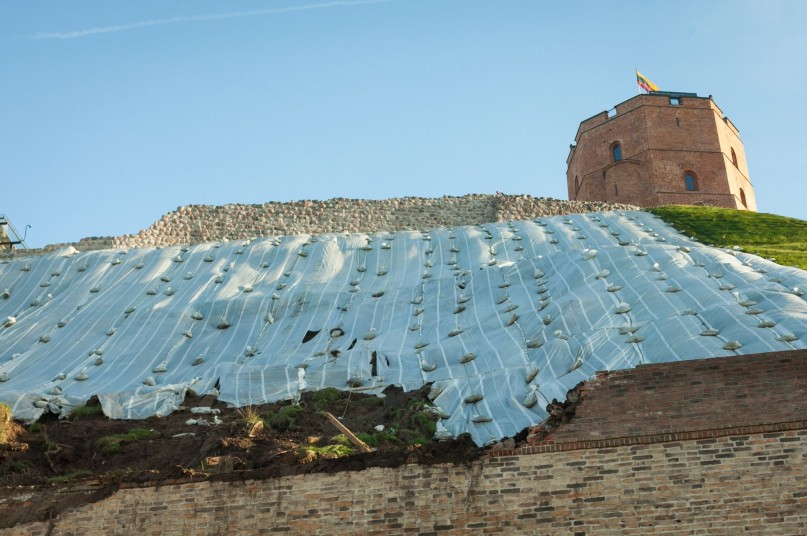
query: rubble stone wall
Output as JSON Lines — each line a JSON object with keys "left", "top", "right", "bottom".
{"left": 1, "top": 195, "right": 638, "bottom": 260}
{"left": 109, "top": 194, "right": 637, "bottom": 249}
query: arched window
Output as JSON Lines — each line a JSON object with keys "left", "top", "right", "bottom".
{"left": 740, "top": 188, "right": 747, "bottom": 207}
{"left": 612, "top": 143, "right": 622, "bottom": 162}
{"left": 684, "top": 172, "right": 698, "bottom": 191}
{"left": 731, "top": 148, "right": 738, "bottom": 167}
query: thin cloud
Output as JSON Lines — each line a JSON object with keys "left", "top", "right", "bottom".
{"left": 30, "top": 0, "right": 391, "bottom": 40}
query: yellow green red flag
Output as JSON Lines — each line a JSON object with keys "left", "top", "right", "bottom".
{"left": 636, "top": 69, "right": 659, "bottom": 92}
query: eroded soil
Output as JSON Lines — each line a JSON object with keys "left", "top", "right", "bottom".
{"left": 0, "top": 386, "right": 484, "bottom": 528}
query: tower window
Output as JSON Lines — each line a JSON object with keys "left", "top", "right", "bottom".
{"left": 614, "top": 184, "right": 619, "bottom": 196}
{"left": 574, "top": 176, "right": 579, "bottom": 193}
{"left": 740, "top": 188, "right": 747, "bottom": 207}
{"left": 684, "top": 172, "right": 698, "bottom": 191}
{"left": 670, "top": 97, "right": 681, "bottom": 106}
{"left": 612, "top": 143, "right": 622, "bottom": 162}
{"left": 731, "top": 148, "right": 738, "bottom": 167}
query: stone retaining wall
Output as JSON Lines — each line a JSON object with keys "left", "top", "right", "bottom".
{"left": 6, "top": 425, "right": 806, "bottom": 535}
{"left": 4, "top": 350, "right": 806, "bottom": 535}
{"left": 111, "top": 194, "right": 637, "bottom": 249}
{"left": 1, "top": 195, "right": 637, "bottom": 261}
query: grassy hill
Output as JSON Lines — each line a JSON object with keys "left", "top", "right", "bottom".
{"left": 647, "top": 205, "right": 807, "bottom": 270}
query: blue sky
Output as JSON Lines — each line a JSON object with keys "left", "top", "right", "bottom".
{"left": 2, "top": 0, "right": 805, "bottom": 248}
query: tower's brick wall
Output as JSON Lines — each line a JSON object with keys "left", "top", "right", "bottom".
{"left": 567, "top": 93, "right": 757, "bottom": 211}
{"left": 717, "top": 116, "right": 757, "bottom": 210}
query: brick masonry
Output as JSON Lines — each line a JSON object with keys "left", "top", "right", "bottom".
{"left": 4, "top": 350, "right": 806, "bottom": 535}
{"left": 567, "top": 93, "right": 757, "bottom": 211}
{"left": 533, "top": 349, "right": 807, "bottom": 447}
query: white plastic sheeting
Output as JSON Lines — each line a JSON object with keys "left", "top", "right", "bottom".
{"left": 1, "top": 211, "right": 805, "bottom": 446}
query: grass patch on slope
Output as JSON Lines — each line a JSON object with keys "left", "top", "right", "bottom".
{"left": 96, "top": 428, "right": 156, "bottom": 454}
{"left": 647, "top": 206, "right": 807, "bottom": 270}
{"left": 69, "top": 404, "right": 105, "bottom": 421}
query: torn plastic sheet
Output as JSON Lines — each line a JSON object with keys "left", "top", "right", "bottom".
{"left": 0, "top": 211, "right": 805, "bottom": 446}
{"left": 98, "top": 383, "right": 190, "bottom": 420}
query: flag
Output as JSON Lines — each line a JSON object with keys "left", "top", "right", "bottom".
{"left": 636, "top": 69, "right": 659, "bottom": 92}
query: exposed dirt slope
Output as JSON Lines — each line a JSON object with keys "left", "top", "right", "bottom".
{"left": 0, "top": 387, "right": 483, "bottom": 528}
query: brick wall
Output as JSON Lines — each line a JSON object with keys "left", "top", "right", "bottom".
{"left": 567, "top": 94, "right": 757, "bottom": 211}
{"left": 5, "top": 350, "right": 806, "bottom": 535}
{"left": 5, "top": 427, "right": 806, "bottom": 535}
{"left": 537, "top": 350, "right": 807, "bottom": 446}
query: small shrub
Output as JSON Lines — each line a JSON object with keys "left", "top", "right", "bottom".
{"left": 296, "top": 444, "right": 354, "bottom": 462}
{"left": 44, "top": 438, "right": 59, "bottom": 452}
{"left": 98, "top": 438, "right": 121, "bottom": 454}
{"left": 237, "top": 406, "right": 263, "bottom": 425}
{"left": 97, "top": 428, "right": 155, "bottom": 454}
{"left": 0, "top": 461, "right": 28, "bottom": 477}
{"left": 356, "top": 432, "right": 378, "bottom": 447}
{"left": 0, "top": 403, "right": 22, "bottom": 444}
{"left": 411, "top": 436, "right": 428, "bottom": 446}
{"left": 411, "top": 411, "right": 438, "bottom": 437}
{"left": 376, "top": 430, "right": 402, "bottom": 444}
{"left": 331, "top": 433, "right": 352, "bottom": 446}
{"left": 237, "top": 406, "right": 265, "bottom": 436}
{"left": 266, "top": 405, "right": 302, "bottom": 431}
{"left": 311, "top": 388, "right": 342, "bottom": 410}
{"left": 0, "top": 403, "right": 11, "bottom": 443}
{"left": 70, "top": 404, "right": 104, "bottom": 421}
{"left": 312, "top": 444, "right": 354, "bottom": 456}
{"left": 49, "top": 470, "right": 94, "bottom": 484}
{"left": 356, "top": 430, "right": 402, "bottom": 447}
{"left": 358, "top": 396, "right": 385, "bottom": 408}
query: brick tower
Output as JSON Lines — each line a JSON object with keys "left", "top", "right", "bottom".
{"left": 566, "top": 92, "right": 756, "bottom": 211}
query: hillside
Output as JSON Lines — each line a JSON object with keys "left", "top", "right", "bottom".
{"left": 1, "top": 201, "right": 806, "bottom": 529}
{"left": 648, "top": 205, "right": 807, "bottom": 270}
{"left": 1, "top": 208, "right": 805, "bottom": 446}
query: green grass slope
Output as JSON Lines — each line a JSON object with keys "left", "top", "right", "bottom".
{"left": 647, "top": 206, "right": 807, "bottom": 270}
